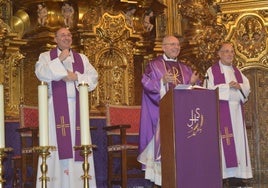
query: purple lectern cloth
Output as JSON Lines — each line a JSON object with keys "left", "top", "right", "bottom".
{"left": 50, "top": 48, "right": 84, "bottom": 161}
{"left": 174, "top": 89, "right": 222, "bottom": 188}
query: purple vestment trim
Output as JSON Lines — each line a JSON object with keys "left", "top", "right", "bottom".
{"left": 50, "top": 48, "right": 84, "bottom": 161}
{"left": 212, "top": 62, "right": 244, "bottom": 168}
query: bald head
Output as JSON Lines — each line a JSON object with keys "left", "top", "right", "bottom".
{"left": 162, "top": 35, "right": 181, "bottom": 59}
{"left": 54, "top": 27, "right": 72, "bottom": 50}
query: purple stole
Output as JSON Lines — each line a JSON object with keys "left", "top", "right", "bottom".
{"left": 212, "top": 62, "right": 244, "bottom": 168}
{"left": 50, "top": 48, "right": 83, "bottom": 161}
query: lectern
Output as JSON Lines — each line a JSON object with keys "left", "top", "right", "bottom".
{"left": 160, "top": 88, "right": 222, "bottom": 188}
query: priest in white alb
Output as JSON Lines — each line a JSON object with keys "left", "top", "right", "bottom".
{"left": 204, "top": 42, "right": 252, "bottom": 186}
{"left": 35, "top": 27, "right": 98, "bottom": 188}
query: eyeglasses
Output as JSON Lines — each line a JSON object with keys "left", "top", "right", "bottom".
{"left": 219, "top": 50, "right": 235, "bottom": 54}
{"left": 56, "top": 34, "right": 72, "bottom": 38}
{"left": 163, "top": 43, "right": 180, "bottom": 47}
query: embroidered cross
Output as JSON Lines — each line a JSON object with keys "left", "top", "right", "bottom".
{"left": 168, "top": 67, "right": 181, "bottom": 85}
{"left": 222, "top": 127, "right": 233, "bottom": 146}
{"left": 56, "top": 116, "right": 70, "bottom": 136}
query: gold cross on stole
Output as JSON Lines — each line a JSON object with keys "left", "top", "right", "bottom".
{"left": 222, "top": 127, "right": 233, "bottom": 145}
{"left": 56, "top": 116, "right": 70, "bottom": 136}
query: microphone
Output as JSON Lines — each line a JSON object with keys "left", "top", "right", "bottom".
{"left": 204, "top": 75, "right": 209, "bottom": 88}
{"left": 203, "top": 75, "right": 209, "bottom": 80}
{"left": 239, "top": 89, "right": 246, "bottom": 99}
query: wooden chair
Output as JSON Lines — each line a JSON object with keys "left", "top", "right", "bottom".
{"left": 12, "top": 105, "right": 39, "bottom": 188}
{"left": 103, "top": 104, "right": 144, "bottom": 188}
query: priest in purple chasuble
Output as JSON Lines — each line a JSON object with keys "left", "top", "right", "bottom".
{"left": 35, "top": 28, "right": 98, "bottom": 188}
{"left": 204, "top": 42, "right": 252, "bottom": 182}
{"left": 138, "top": 35, "right": 199, "bottom": 186}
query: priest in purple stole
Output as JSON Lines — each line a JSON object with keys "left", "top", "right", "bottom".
{"left": 204, "top": 42, "right": 252, "bottom": 185}
{"left": 35, "top": 28, "right": 98, "bottom": 188}
{"left": 138, "top": 35, "right": 199, "bottom": 186}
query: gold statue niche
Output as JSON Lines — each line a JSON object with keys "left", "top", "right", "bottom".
{"left": 81, "top": 12, "right": 140, "bottom": 112}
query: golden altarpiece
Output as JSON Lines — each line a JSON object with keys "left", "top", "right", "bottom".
{"left": 1, "top": 0, "right": 268, "bottom": 185}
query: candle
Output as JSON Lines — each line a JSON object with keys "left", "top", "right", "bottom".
{"left": 79, "top": 83, "right": 91, "bottom": 145}
{"left": 0, "top": 84, "right": 5, "bottom": 148}
{"left": 38, "top": 82, "right": 49, "bottom": 146}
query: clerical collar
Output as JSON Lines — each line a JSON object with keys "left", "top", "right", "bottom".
{"left": 163, "top": 54, "right": 177, "bottom": 62}
{"left": 58, "top": 47, "right": 71, "bottom": 52}
{"left": 219, "top": 60, "right": 233, "bottom": 67}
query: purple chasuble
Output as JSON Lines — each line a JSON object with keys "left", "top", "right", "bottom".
{"left": 50, "top": 48, "right": 83, "bottom": 161}
{"left": 139, "top": 55, "right": 193, "bottom": 162}
{"left": 212, "top": 62, "right": 244, "bottom": 168}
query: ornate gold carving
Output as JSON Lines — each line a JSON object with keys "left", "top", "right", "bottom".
{"left": 81, "top": 7, "right": 101, "bottom": 30}
{"left": 217, "top": 0, "right": 268, "bottom": 68}
{"left": 4, "top": 49, "right": 25, "bottom": 119}
{"left": 80, "top": 12, "right": 140, "bottom": 113}
{"left": 259, "top": 54, "right": 268, "bottom": 67}
{"left": 177, "top": 0, "right": 268, "bottom": 75}
{"left": 233, "top": 16, "right": 266, "bottom": 59}
{"left": 0, "top": 19, "right": 10, "bottom": 58}
{"left": 219, "top": 0, "right": 268, "bottom": 14}
{"left": 97, "top": 50, "right": 132, "bottom": 105}
{"left": 0, "top": 1, "right": 26, "bottom": 119}
{"left": 192, "top": 25, "right": 226, "bottom": 65}
{"left": 95, "top": 12, "right": 131, "bottom": 41}
{"left": 178, "top": 0, "right": 223, "bottom": 74}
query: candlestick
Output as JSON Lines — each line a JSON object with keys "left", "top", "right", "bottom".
{"left": 38, "top": 82, "right": 49, "bottom": 146}
{"left": 34, "top": 146, "right": 56, "bottom": 188}
{"left": 0, "top": 147, "right": 13, "bottom": 187}
{"left": 0, "top": 85, "right": 5, "bottom": 148}
{"left": 74, "top": 145, "right": 96, "bottom": 188}
{"left": 79, "top": 83, "right": 91, "bottom": 145}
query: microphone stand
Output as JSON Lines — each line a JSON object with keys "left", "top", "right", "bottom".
{"left": 204, "top": 75, "right": 209, "bottom": 89}
{"left": 239, "top": 89, "right": 246, "bottom": 99}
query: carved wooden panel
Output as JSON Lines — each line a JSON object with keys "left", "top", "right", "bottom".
{"left": 243, "top": 68, "right": 268, "bottom": 184}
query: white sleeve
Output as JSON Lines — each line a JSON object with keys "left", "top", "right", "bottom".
{"left": 239, "top": 72, "right": 251, "bottom": 103}
{"left": 35, "top": 51, "right": 67, "bottom": 83}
